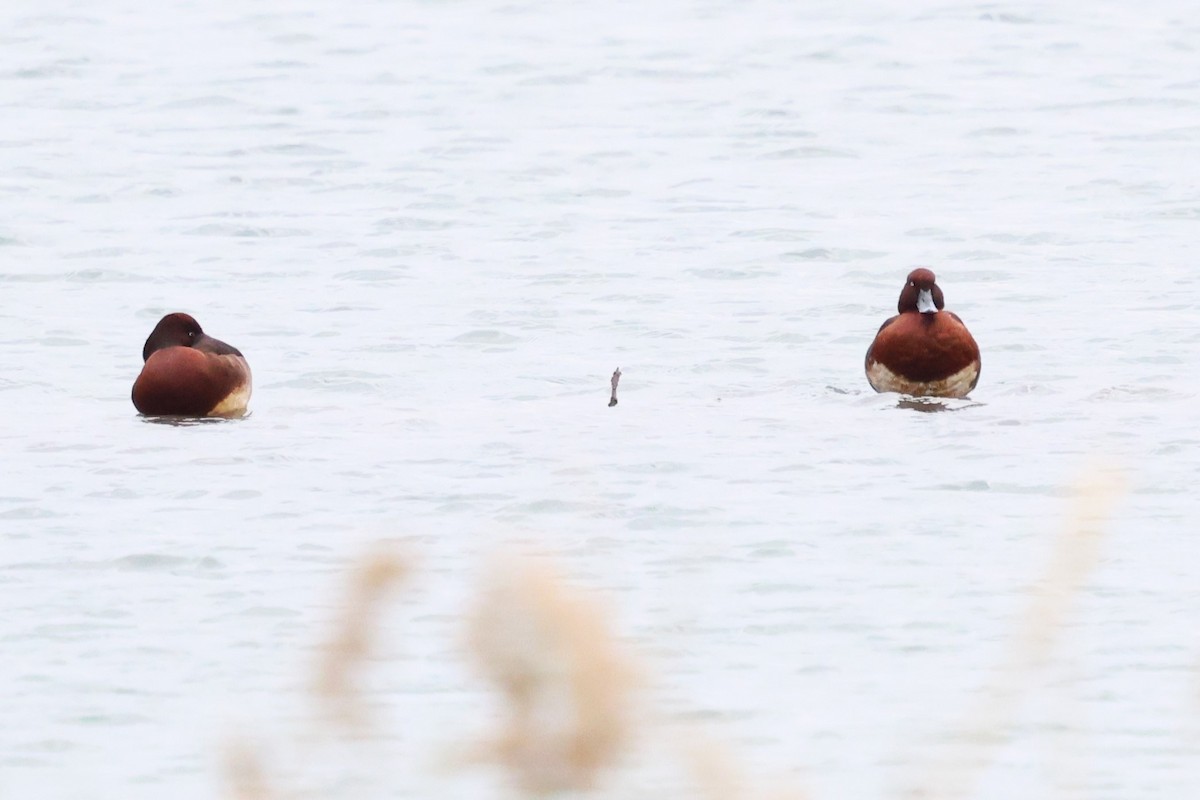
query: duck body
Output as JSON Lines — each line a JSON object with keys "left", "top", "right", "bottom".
{"left": 865, "top": 269, "right": 980, "bottom": 398}
{"left": 132, "top": 313, "right": 252, "bottom": 416}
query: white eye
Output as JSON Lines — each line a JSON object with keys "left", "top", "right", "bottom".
{"left": 909, "top": 281, "right": 915, "bottom": 287}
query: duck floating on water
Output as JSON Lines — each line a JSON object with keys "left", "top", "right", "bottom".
{"left": 865, "top": 268, "right": 980, "bottom": 398}
{"left": 132, "top": 313, "right": 252, "bottom": 416}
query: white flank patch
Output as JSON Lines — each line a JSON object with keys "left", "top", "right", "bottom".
{"left": 208, "top": 358, "right": 253, "bottom": 417}
{"left": 867, "top": 360, "right": 978, "bottom": 399}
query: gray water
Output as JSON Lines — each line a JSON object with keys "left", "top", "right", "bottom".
{"left": 3, "top": 0, "right": 1200, "bottom": 797}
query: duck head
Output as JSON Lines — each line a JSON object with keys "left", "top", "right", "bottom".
{"left": 142, "top": 313, "right": 243, "bottom": 360}
{"left": 897, "top": 268, "right": 945, "bottom": 315}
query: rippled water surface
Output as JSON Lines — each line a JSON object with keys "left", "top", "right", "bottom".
{"left": 3, "top": 1, "right": 1200, "bottom": 797}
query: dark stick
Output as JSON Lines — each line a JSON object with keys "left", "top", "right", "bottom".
{"left": 608, "top": 368, "right": 621, "bottom": 407}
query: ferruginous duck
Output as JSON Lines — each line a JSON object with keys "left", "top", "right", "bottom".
{"left": 132, "top": 313, "right": 252, "bottom": 416}
{"left": 865, "top": 269, "right": 980, "bottom": 398}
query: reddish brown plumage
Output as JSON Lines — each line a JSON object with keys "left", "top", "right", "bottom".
{"left": 865, "top": 269, "right": 980, "bottom": 398}
{"left": 131, "top": 313, "right": 252, "bottom": 416}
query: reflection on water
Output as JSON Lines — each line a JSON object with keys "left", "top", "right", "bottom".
{"left": 138, "top": 412, "right": 250, "bottom": 427}
{"left": 895, "top": 397, "right": 982, "bottom": 413}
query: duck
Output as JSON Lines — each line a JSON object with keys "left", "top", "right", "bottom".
{"left": 865, "top": 268, "right": 980, "bottom": 398}
{"left": 132, "top": 313, "right": 252, "bottom": 416}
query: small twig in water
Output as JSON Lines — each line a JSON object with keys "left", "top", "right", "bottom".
{"left": 608, "top": 368, "right": 621, "bottom": 407}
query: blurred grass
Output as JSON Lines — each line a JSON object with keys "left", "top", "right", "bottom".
{"left": 222, "top": 468, "right": 1126, "bottom": 799}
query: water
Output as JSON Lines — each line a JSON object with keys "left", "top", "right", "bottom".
{"left": 2, "top": 0, "right": 1199, "bottom": 797}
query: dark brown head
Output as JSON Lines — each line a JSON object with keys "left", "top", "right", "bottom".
{"left": 897, "top": 268, "right": 945, "bottom": 315}
{"left": 142, "top": 313, "right": 242, "bottom": 362}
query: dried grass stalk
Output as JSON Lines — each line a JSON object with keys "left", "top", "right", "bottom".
{"left": 908, "top": 467, "right": 1125, "bottom": 799}
{"left": 223, "top": 739, "right": 274, "bottom": 800}
{"left": 313, "top": 549, "right": 409, "bottom": 727}
{"left": 681, "top": 735, "right": 811, "bottom": 800}
{"left": 466, "top": 557, "right": 638, "bottom": 794}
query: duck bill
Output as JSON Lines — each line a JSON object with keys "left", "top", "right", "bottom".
{"left": 916, "top": 289, "right": 938, "bottom": 314}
